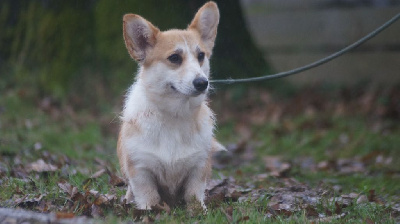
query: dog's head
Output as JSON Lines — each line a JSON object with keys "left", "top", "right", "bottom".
{"left": 123, "top": 2, "right": 219, "bottom": 98}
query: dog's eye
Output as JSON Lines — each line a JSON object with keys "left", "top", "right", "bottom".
{"left": 198, "top": 52, "right": 205, "bottom": 62}
{"left": 168, "top": 54, "right": 182, "bottom": 64}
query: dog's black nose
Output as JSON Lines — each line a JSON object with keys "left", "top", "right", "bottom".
{"left": 193, "top": 77, "right": 208, "bottom": 92}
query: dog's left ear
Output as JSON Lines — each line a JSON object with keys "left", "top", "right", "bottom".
{"left": 188, "top": 2, "right": 220, "bottom": 54}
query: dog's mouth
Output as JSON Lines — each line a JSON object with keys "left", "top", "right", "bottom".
{"left": 169, "top": 83, "right": 205, "bottom": 97}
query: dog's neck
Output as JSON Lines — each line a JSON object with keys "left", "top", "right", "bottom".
{"left": 123, "top": 80, "right": 207, "bottom": 121}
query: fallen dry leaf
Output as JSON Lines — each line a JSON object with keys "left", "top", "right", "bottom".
{"left": 56, "top": 212, "right": 75, "bottom": 219}
{"left": 337, "top": 158, "right": 365, "bottom": 174}
{"left": 142, "top": 215, "right": 155, "bottom": 223}
{"left": 269, "top": 203, "right": 293, "bottom": 217}
{"left": 317, "top": 160, "right": 335, "bottom": 171}
{"left": 237, "top": 215, "right": 250, "bottom": 222}
{"left": 356, "top": 195, "right": 368, "bottom": 204}
{"left": 365, "top": 218, "right": 374, "bottom": 224}
{"left": 263, "top": 156, "right": 291, "bottom": 177}
{"left": 91, "top": 204, "right": 104, "bottom": 218}
{"left": 106, "top": 168, "right": 125, "bottom": 186}
{"left": 93, "top": 193, "right": 117, "bottom": 206}
{"left": 151, "top": 202, "right": 171, "bottom": 214}
{"left": 15, "top": 194, "right": 46, "bottom": 208}
{"left": 58, "top": 182, "right": 79, "bottom": 198}
{"left": 27, "top": 159, "right": 57, "bottom": 172}
{"left": 304, "top": 205, "right": 319, "bottom": 217}
{"left": 221, "top": 207, "right": 233, "bottom": 222}
{"left": 335, "top": 201, "right": 342, "bottom": 214}
{"left": 90, "top": 168, "right": 107, "bottom": 179}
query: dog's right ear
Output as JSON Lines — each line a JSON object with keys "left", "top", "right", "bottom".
{"left": 123, "top": 14, "right": 160, "bottom": 62}
{"left": 188, "top": 2, "right": 219, "bottom": 55}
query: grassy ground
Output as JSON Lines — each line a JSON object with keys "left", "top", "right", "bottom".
{"left": 0, "top": 84, "right": 399, "bottom": 223}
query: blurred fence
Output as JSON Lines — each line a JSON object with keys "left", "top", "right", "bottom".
{"left": 241, "top": 0, "right": 400, "bottom": 85}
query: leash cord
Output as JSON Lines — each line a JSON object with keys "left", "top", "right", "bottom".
{"left": 211, "top": 13, "right": 400, "bottom": 84}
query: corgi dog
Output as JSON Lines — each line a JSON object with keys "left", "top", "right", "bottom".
{"left": 117, "top": 2, "right": 224, "bottom": 210}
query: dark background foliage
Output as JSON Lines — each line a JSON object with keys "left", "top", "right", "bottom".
{"left": 0, "top": 0, "right": 270, "bottom": 103}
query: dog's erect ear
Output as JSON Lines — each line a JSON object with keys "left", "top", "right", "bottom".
{"left": 188, "top": 2, "right": 219, "bottom": 54}
{"left": 123, "top": 14, "right": 160, "bottom": 62}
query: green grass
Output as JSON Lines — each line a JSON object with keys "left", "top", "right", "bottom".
{"left": 1, "top": 87, "right": 399, "bottom": 223}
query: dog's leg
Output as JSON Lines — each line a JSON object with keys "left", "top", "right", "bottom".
{"left": 125, "top": 185, "right": 134, "bottom": 202}
{"left": 184, "top": 162, "right": 211, "bottom": 211}
{"left": 185, "top": 179, "right": 207, "bottom": 210}
{"left": 128, "top": 170, "right": 160, "bottom": 210}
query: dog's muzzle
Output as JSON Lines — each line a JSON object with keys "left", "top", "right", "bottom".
{"left": 192, "top": 77, "right": 208, "bottom": 92}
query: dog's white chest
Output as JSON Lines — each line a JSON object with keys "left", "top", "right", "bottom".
{"left": 136, "top": 116, "right": 211, "bottom": 162}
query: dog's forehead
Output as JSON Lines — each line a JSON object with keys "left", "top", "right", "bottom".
{"left": 144, "top": 29, "right": 206, "bottom": 67}
{"left": 157, "top": 30, "right": 201, "bottom": 51}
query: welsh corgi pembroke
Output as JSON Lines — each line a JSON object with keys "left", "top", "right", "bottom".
{"left": 117, "top": 2, "right": 225, "bottom": 210}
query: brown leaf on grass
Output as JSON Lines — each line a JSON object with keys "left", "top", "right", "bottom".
{"left": 205, "top": 179, "right": 227, "bottom": 207}
{"left": 142, "top": 215, "right": 155, "bottom": 223}
{"left": 86, "top": 167, "right": 125, "bottom": 187}
{"left": 93, "top": 193, "right": 116, "bottom": 206}
{"left": 71, "top": 192, "right": 92, "bottom": 217}
{"left": 317, "top": 160, "right": 335, "bottom": 171}
{"left": 368, "top": 189, "right": 376, "bottom": 202}
{"left": 151, "top": 202, "right": 171, "bottom": 214}
{"left": 304, "top": 205, "right": 319, "bottom": 217}
{"left": 27, "top": 159, "right": 57, "bottom": 172}
{"left": 334, "top": 201, "right": 342, "bottom": 214}
{"left": 337, "top": 158, "right": 365, "bottom": 174}
{"left": 356, "top": 195, "right": 368, "bottom": 204}
{"left": 221, "top": 207, "right": 233, "bottom": 222}
{"left": 229, "top": 191, "right": 243, "bottom": 201}
{"left": 14, "top": 186, "right": 24, "bottom": 195}
{"left": 56, "top": 212, "right": 75, "bottom": 219}
{"left": 106, "top": 168, "right": 125, "bottom": 186}
{"left": 325, "top": 208, "right": 333, "bottom": 216}
{"left": 205, "top": 177, "right": 250, "bottom": 207}
{"left": 91, "top": 204, "right": 104, "bottom": 218}
{"left": 131, "top": 209, "right": 150, "bottom": 221}
{"left": 365, "top": 218, "right": 374, "bottom": 224}
{"left": 367, "top": 189, "right": 384, "bottom": 204}
{"left": 205, "top": 190, "right": 225, "bottom": 208}
{"left": 225, "top": 206, "right": 233, "bottom": 217}
{"left": 237, "top": 215, "right": 250, "bottom": 222}
{"left": 263, "top": 156, "right": 291, "bottom": 177}
{"left": 58, "top": 182, "right": 78, "bottom": 198}
{"left": 361, "top": 150, "right": 381, "bottom": 164}
{"left": 90, "top": 168, "right": 107, "bottom": 179}
{"left": 269, "top": 203, "right": 293, "bottom": 217}
{"left": 36, "top": 200, "right": 49, "bottom": 212}
{"left": 213, "top": 140, "right": 256, "bottom": 169}
{"left": 15, "top": 194, "right": 46, "bottom": 208}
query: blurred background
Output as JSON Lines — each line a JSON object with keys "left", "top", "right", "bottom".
{"left": 1, "top": 0, "right": 399, "bottom": 102}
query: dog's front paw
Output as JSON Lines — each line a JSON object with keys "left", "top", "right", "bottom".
{"left": 186, "top": 196, "right": 207, "bottom": 216}
{"left": 134, "top": 193, "right": 161, "bottom": 210}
